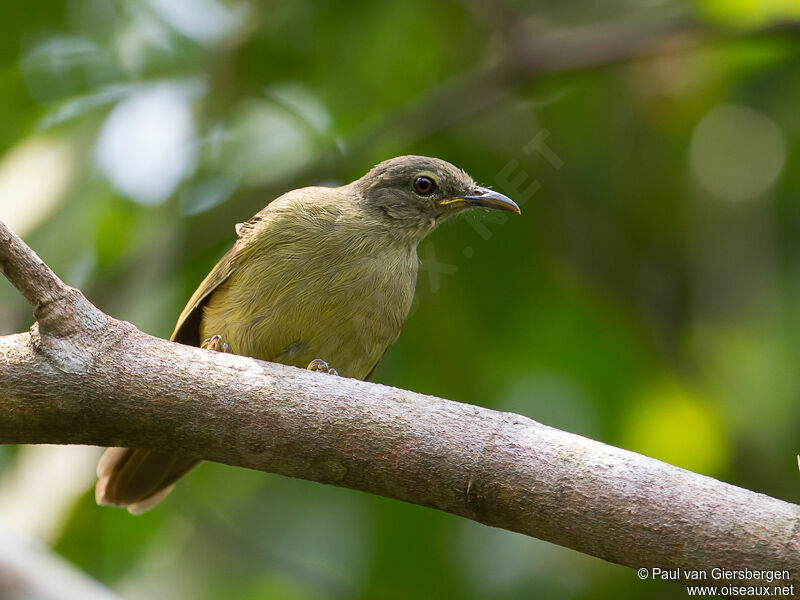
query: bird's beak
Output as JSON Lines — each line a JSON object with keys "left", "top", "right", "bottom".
{"left": 438, "top": 186, "right": 521, "bottom": 214}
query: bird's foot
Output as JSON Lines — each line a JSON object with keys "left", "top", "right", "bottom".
{"left": 307, "top": 358, "right": 338, "bottom": 376}
{"left": 201, "top": 334, "right": 230, "bottom": 353}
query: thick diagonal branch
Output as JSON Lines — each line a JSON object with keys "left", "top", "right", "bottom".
{"left": 1, "top": 219, "right": 799, "bottom": 585}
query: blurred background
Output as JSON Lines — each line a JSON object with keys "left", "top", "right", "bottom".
{"left": 1, "top": 0, "right": 800, "bottom": 598}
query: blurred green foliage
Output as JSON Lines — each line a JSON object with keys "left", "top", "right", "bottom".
{"left": 1, "top": 0, "right": 800, "bottom": 598}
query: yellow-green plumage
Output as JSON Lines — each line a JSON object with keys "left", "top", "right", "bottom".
{"left": 95, "top": 155, "right": 519, "bottom": 513}
{"left": 198, "top": 187, "right": 417, "bottom": 378}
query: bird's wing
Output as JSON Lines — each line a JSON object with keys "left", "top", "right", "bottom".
{"left": 171, "top": 205, "right": 273, "bottom": 346}
{"left": 170, "top": 187, "right": 352, "bottom": 349}
{"left": 170, "top": 243, "right": 241, "bottom": 346}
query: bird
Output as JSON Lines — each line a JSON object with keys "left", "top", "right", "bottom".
{"left": 95, "top": 155, "right": 519, "bottom": 513}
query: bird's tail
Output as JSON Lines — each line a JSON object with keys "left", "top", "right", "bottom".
{"left": 95, "top": 448, "right": 199, "bottom": 514}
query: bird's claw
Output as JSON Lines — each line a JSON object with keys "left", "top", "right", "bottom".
{"left": 307, "top": 358, "right": 338, "bottom": 376}
{"left": 201, "top": 334, "right": 230, "bottom": 353}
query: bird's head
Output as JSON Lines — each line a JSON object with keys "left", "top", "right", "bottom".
{"left": 354, "top": 155, "right": 519, "bottom": 243}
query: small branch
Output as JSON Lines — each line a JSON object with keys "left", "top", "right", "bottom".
{"left": 365, "top": 17, "right": 800, "bottom": 153}
{"left": 0, "top": 221, "right": 69, "bottom": 311}
{"left": 1, "top": 219, "right": 799, "bottom": 584}
{"left": 0, "top": 222, "right": 106, "bottom": 337}
{"left": 237, "top": 16, "right": 800, "bottom": 212}
{"left": 506, "top": 18, "right": 800, "bottom": 77}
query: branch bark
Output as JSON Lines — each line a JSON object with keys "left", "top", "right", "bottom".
{"left": 1, "top": 218, "right": 799, "bottom": 587}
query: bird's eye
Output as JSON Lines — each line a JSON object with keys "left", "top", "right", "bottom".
{"left": 413, "top": 176, "right": 436, "bottom": 196}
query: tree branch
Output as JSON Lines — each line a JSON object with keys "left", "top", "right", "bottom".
{"left": 1, "top": 219, "right": 799, "bottom": 586}
{"left": 0, "top": 218, "right": 70, "bottom": 311}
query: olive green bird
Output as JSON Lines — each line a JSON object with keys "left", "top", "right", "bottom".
{"left": 95, "top": 155, "right": 519, "bottom": 513}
